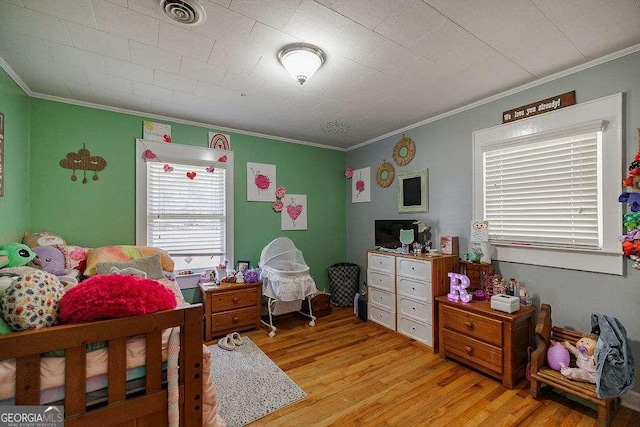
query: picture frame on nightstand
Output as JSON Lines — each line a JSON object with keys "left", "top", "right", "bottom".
{"left": 237, "top": 261, "right": 250, "bottom": 273}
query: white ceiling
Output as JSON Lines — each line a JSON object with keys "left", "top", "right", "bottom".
{"left": 2, "top": 0, "right": 640, "bottom": 150}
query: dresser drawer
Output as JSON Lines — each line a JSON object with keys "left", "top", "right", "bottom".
{"left": 368, "top": 253, "right": 394, "bottom": 274}
{"left": 397, "top": 296, "right": 431, "bottom": 323}
{"left": 441, "top": 305, "right": 502, "bottom": 346}
{"left": 210, "top": 288, "right": 259, "bottom": 313}
{"left": 369, "top": 287, "right": 395, "bottom": 312}
{"left": 368, "top": 304, "right": 395, "bottom": 330}
{"left": 396, "top": 257, "right": 431, "bottom": 280}
{"left": 442, "top": 329, "right": 503, "bottom": 374}
{"left": 397, "top": 276, "right": 430, "bottom": 301}
{"left": 367, "top": 269, "right": 394, "bottom": 292}
{"left": 398, "top": 316, "right": 432, "bottom": 345}
{"left": 211, "top": 307, "right": 259, "bottom": 333}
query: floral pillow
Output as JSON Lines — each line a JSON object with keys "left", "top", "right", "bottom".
{"left": 57, "top": 244, "right": 90, "bottom": 273}
{"left": 1, "top": 268, "right": 65, "bottom": 331}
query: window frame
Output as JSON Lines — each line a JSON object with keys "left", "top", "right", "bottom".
{"left": 472, "top": 93, "right": 623, "bottom": 275}
{"left": 135, "top": 139, "right": 234, "bottom": 270}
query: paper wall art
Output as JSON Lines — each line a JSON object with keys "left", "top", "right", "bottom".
{"left": 142, "top": 121, "right": 171, "bottom": 142}
{"left": 352, "top": 167, "right": 371, "bottom": 203}
{"left": 247, "top": 162, "right": 276, "bottom": 202}
{"left": 208, "top": 132, "right": 230, "bottom": 150}
{"left": 282, "top": 195, "right": 307, "bottom": 230}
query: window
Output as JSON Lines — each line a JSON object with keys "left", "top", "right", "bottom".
{"left": 473, "top": 93, "right": 622, "bottom": 275}
{"left": 136, "top": 139, "right": 234, "bottom": 271}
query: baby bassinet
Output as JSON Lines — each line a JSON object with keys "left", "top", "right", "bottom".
{"left": 259, "top": 237, "right": 318, "bottom": 337}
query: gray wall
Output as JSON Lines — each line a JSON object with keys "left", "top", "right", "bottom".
{"left": 347, "top": 51, "right": 640, "bottom": 395}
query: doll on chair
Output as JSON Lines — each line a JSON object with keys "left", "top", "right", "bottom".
{"left": 558, "top": 335, "right": 598, "bottom": 384}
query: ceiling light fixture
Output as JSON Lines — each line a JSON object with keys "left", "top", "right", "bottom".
{"left": 277, "top": 43, "right": 325, "bottom": 85}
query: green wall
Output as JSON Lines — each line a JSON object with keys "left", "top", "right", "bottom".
{"left": 27, "top": 99, "right": 346, "bottom": 292}
{"left": 0, "top": 68, "right": 29, "bottom": 243}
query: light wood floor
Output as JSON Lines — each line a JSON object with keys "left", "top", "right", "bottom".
{"left": 225, "top": 308, "right": 640, "bottom": 426}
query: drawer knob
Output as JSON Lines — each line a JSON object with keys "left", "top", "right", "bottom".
{"left": 232, "top": 297, "right": 239, "bottom": 303}
{"left": 464, "top": 321, "right": 473, "bottom": 329}
{"left": 465, "top": 346, "right": 473, "bottom": 354}
{"left": 411, "top": 287, "right": 416, "bottom": 291}
{"left": 232, "top": 316, "right": 239, "bottom": 323}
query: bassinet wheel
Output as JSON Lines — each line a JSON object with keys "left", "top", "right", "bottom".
{"left": 309, "top": 320, "right": 315, "bottom": 327}
{"left": 268, "top": 330, "right": 276, "bottom": 337}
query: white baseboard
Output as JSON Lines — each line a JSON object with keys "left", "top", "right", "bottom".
{"left": 622, "top": 390, "right": 640, "bottom": 412}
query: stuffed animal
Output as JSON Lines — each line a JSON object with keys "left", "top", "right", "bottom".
{"left": 0, "top": 243, "right": 36, "bottom": 269}
{"left": 559, "top": 335, "right": 598, "bottom": 384}
{"left": 32, "top": 246, "right": 78, "bottom": 287}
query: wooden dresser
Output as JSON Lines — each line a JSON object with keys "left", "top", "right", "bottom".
{"left": 200, "top": 281, "right": 262, "bottom": 341}
{"left": 367, "top": 250, "right": 458, "bottom": 351}
{"left": 436, "top": 296, "right": 535, "bottom": 389}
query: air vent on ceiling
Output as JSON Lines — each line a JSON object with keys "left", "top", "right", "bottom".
{"left": 316, "top": 121, "right": 351, "bottom": 135}
{"left": 159, "top": 0, "right": 206, "bottom": 26}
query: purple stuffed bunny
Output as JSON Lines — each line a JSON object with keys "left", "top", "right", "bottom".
{"left": 32, "top": 246, "right": 78, "bottom": 286}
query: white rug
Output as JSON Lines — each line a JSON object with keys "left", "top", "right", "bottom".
{"left": 209, "top": 336, "right": 306, "bottom": 426}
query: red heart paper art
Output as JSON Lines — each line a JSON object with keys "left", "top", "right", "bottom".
{"left": 218, "top": 155, "right": 227, "bottom": 163}
{"left": 144, "top": 149, "right": 156, "bottom": 159}
{"left": 163, "top": 134, "right": 171, "bottom": 143}
{"left": 186, "top": 172, "right": 196, "bottom": 180}
{"left": 206, "top": 165, "right": 215, "bottom": 173}
{"left": 163, "top": 164, "right": 174, "bottom": 172}
{"left": 287, "top": 204, "right": 303, "bottom": 221}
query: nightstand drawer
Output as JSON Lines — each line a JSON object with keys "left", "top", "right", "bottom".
{"left": 442, "top": 329, "right": 502, "bottom": 374}
{"left": 211, "top": 307, "right": 259, "bottom": 333}
{"left": 441, "top": 304, "right": 502, "bottom": 346}
{"left": 211, "top": 288, "right": 259, "bottom": 312}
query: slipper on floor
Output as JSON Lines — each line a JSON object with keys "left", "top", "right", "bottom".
{"left": 218, "top": 335, "right": 236, "bottom": 351}
{"left": 228, "top": 332, "right": 243, "bottom": 346}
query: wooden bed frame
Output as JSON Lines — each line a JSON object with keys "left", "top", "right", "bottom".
{"left": 0, "top": 304, "right": 204, "bottom": 427}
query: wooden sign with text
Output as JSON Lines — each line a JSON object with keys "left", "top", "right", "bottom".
{"left": 0, "top": 112, "right": 4, "bottom": 197}
{"left": 502, "top": 91, "right": 576, "bottom": 123}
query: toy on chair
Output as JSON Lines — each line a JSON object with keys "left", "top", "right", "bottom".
{"left": 559, "top": 335, "right": 598, "bottom": 384}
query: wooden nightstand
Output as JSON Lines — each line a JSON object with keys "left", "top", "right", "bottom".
{"left": 199, "top": 281, "right": 262, "bottom": 341}
{"left": 436, "top": 296, "right": 535, "bottom": 389}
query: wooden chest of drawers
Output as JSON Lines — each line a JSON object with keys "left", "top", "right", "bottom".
{"left": 200, "top": 281, "right": 262, "bottom": 341}
{"left": 436, "top": 296, "right": 535, "bottom": 389}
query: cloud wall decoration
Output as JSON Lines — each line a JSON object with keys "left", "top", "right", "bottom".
{"left": 59, "top": 144, "right": 107, "bottom": 183}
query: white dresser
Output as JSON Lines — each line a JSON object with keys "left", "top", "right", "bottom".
{"left": 366, "top": 250, "right": 458, "bottom": 351}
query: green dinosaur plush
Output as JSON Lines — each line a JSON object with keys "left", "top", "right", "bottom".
{"left": 0, "top": 243, "right": 36, "bottom": 269}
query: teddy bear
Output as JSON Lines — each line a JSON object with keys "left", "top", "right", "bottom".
{"left": 32, "top": 245, "right": 79, "bottom": 287}
{"left": 558, "top": 335, "right": 598, "bottom": 384}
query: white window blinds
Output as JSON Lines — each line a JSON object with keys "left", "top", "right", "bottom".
{"left": 146, "top": 161, "right": 226, "bottom": 256}
{"left": 483, "top": 131, "right": 600, "bottom": 249}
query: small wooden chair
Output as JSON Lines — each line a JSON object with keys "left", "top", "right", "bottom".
{"left": 529, "top": 304, "right": 621, "bottom": 426}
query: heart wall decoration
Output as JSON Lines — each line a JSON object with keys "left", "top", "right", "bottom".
{"left": 282, "top": 195, "right": 307, "bottom": 230}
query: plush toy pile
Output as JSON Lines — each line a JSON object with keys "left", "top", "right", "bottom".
{"left": 619, "top": 148, "right": 640, "bottom": 270}
{"left": 0, "top": 230, "right": 181, "bottom": 335}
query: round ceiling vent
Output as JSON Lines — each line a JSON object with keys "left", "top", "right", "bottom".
{"left": 159, "top": 0, "right": 206, "bottom": 25}
{"left": 316, "top": 121, "right": 351, "bottom": 135}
